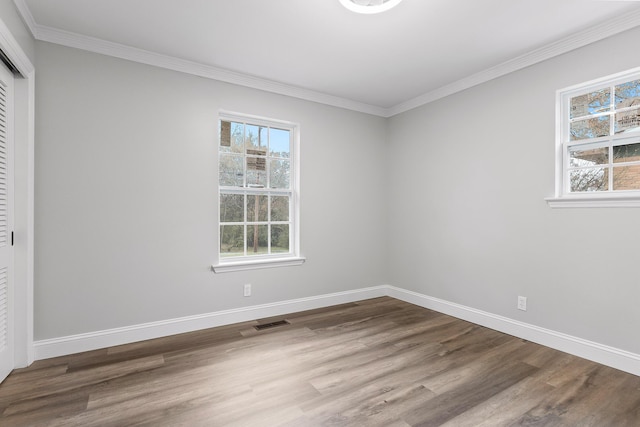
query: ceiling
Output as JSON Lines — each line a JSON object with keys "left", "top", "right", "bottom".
{"left": 14, "top": 0, "right": 640, "bottom": 116}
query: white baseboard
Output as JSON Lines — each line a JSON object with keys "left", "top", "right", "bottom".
{"left": 34, "top": 284, "right": 640, "bottom": 377}
{"left": 33, "top": 285, "right": 389, "bottom": 360}
{"left": 386, "top": 286, "right": 640, "bottom": 377}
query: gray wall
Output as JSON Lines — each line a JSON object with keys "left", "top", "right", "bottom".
{"left": 34, "top": 42, "right": 389, "bottom": 339}
{"left": 32, "top": 20, "right": 640, "bottom": 357}
{"left": 388, "top": 26, "right": 640, "bottom": 355}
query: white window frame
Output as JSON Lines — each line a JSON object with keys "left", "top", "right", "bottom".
{"left": 212, "top": 111, "right": 304, "bottom": 273}
{"left": 547, "top": 66, "right": 640, "bottom": 208}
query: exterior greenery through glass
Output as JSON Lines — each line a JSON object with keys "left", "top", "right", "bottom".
{"left": 218, "top": 114, "right": 294, "bottom": 259}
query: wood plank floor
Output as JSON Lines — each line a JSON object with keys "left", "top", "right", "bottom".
{"left": 1, "top": 297, "right": 639, "bottom": 426}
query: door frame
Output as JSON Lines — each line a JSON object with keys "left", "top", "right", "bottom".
{"left": 0, "top": 17, "right": 35, "bottom": 367}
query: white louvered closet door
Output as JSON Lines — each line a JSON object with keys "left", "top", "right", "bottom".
{"left": 0, "top": 60, "right": 14, "bottom": 384}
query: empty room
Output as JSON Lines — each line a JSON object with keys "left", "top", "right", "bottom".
{"left": 1, "top": 0, "right": 640, "bottom": 425}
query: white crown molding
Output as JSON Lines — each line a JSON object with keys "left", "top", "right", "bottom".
{"left": 12, "top": 0, "right": 37, "bottom": 42}
{"left": 1, "top": 2, "right": 34, "bottom": 75}
{"left": 12, "top": 1, "right": 640, "bottom": 117}
{"left": 11, "top": 0, "right": 388, "bottom": 117}
{"left": 388, "top": 8, "right": 640, "bottom": 116}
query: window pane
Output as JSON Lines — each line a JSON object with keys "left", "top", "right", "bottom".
{"left": 247, "top": 155, "right": 266, "bottom": 172}
{"left": 247, "top": 194, "right": 268, "bottom": 222}
{"left": 569, "top": 146, "right": 607, "bottom": 167}
{"left": 246, "top": 157, "right": 267, "bottom": 188}
{"left": 570, "top": 88, "right": 610, "bottom": 119}
{"left": 220, "top": 121, "right": 245, "bottom": 154}
{"left": 247, "top": 224, "right": 268, "bottom": 255}
{"left": 220, "top": 120, "right": 231, "bottom": 151}
{"left": 219, "top": 154, "right": 243, "bottom": 186}
{"left": 615, "top": 108, "right": 640, "bottom": 134}
{"left": 269, "top": 128, "right": 290, "bottom": 158}
{"left": 271, "top": 196, "right": 289, "bottom": 221}
{"left": 615, "top": 79, "right": 640, "bottom": 108}
{"left": 271, "top": 225, "right": 290, "bottom": 254}
{"left": 613, "top": 165, "right": 640, "bottom": 190}
{"left": 220, "top": 194, "right": 244, "bottom": 222}
{"left": 270, "top": 159, "right": 290, "bottom": 189}
{"left": 570, "top": 168, "right": 608, "bottom": 192}
{"left": 220, "top": 225, "right": 244, "bottom": 258}
{"left": 570, "top": 116, "right": 610, "bottom": 141}
{"left": 613, "top": 143, "right": 640, "bottom": 163}
{"left": 245, "top": 124, "right": 267, "bottom": 154}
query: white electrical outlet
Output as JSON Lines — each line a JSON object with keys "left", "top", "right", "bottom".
{"left": 517, "top": 296, "right": 527, "bottom": 311}
{"left": 244, "top": 284, "right": 252, "bottom": 297}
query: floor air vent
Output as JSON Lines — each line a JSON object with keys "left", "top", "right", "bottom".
{"left": 254, "top": 320, "right": 290, "bottom": 331}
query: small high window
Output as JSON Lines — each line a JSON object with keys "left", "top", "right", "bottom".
{"left": 549, "top": 68, "right": 640, "bottom": 208}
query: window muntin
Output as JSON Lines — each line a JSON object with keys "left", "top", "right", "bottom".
{"left": 218, "top": 114, "right": 297, "bottom": 261}
{"left": 559, "top": 72, "right": 640, "bottom": 196}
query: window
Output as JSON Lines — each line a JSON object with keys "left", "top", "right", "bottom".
{"left": 213, "top": 112, "right": 303, "bottom": 272}
{"left": 549, "top": 68, "right": 640, "bottom": 208}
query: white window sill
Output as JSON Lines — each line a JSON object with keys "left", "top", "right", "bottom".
{"left": 212, "top": 256, "right": 306, "bottom": 273}
{"left": 546, "top": 194, "right": 640, "bottom": 208}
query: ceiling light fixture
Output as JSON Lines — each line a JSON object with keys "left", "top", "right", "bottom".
{"left": 339, "top": 0, "right": 403, "bottom": 14}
